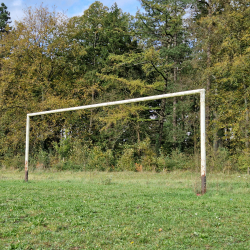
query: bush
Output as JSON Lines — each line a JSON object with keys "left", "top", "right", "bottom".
{"left": 86, "top": 146, "right": 114, "bottom": 171}
{"left": 69, "top": 139, "right": 91, "bottom": 167}
{"left": 55, "top": 161, "right": 82, "bottom": 171}
{"left": 2, "top": 154, "right": 24, "bottom": 170}
{"left": 53, "top": 137, "right": 71, "bottom": 161}
{"left": 116, "top": 147, "right": 135, "bottom": 171}
{"left": 36, "top": 149, "right": 51, "bottom": 168}
{"left": 138, "top": 139, "right": 157, "bottom": 171}
{"left": 163, "top": 149, "right": 192, "bottom": 171}
{"left": 237, "top": 150, "right": 250, "bottom": 173}
{"left": 156, "top": 152, "right": 167, "bottom": 171}
{"left": 207, "top": 146, "right": 231, "bottom": 172}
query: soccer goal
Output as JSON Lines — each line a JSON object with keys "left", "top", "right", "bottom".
{"left": 25, "top": 89, "right": 206, "bottom": 193}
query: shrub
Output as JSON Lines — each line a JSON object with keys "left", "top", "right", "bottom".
{"left": 207, "top": 146, "right": 230, "bottom": 172}
{"left": 2, "top": 154, "right": 24, "bottom": 170}
{"left": 116, "top": 147, "right": 135, "bottom": 171}
{"left": 237, "top": 150, "right": 250, "bottom": 173}
{"left": 69, "top": 139, "right": 91, "bottom": 167}
{"left": 53, "top": 137, "right": 71, "bottom": 161}
{"left": 36, "top": 149, "right": 51, "bottom": 168}
{"left": 165, "top": 149, "right": 190, "bottom": 170}
{"left": 87, "top": 146, "right": 114, "bottom": 171}
{"left": 55, "top": 161, "right": 82, "bottom": 171}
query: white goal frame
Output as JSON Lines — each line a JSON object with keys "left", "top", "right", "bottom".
{"left": 25, "top": 89, "right": 206, "bottom": 193}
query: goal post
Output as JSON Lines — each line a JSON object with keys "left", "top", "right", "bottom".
{"left": 25, "top": 89, "right": 206, "bottom": 193}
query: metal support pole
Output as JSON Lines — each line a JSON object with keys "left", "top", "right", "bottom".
{"left": 25, "top": 115, "right": 30, "bottom": 182}
{"left": 200, "top": 90, "right": 206, "bottom": 194}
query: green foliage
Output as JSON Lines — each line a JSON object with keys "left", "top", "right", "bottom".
{"left": 87, "top": 146, "right": 114, "bottom": 171}
{"left": 0, "top": 2, "right": 11, "bottom": 33}
{"left": 0, "top": 0, "right": 250, "bottom": 172}
{"left": 237, "top": 151, "right": 250, "bottom": 173}
{"left": 135, "top": 138, "right": 157, "bottom": 170}
{"left": 207, "top": 146, "right": 231, "bottom": 173}
{"left": 162, "top": 149, "right": 193, "bottom": 171}
{"left": 35, "top": 149, "right": 50, "bottom": 169}
{"left": 117, "top": 138, "right": 158, "bottom": 171}
{"left": 1, "top": 154, "right": 24, "bottom": 170}
{"left": 53, "top": 136, "right": 71, "bottom": 160}
{"left": 116, "top": 146, "right": 135, "bottom": 171}
{"left": 54, "top": 161, "right": 82, "bottom": 171}
{"left": 191, "top": 0, "right": 250, "bottom": 153}
{"left": 0, "top": 4, "right": 83, "bottom": 160}
{"left": 68, "top": 139, "right": 91, "bottom": 166}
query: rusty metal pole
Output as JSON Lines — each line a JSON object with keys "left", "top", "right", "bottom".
{"left": 200, "top": 90, "right": 206, "bottom": 194}
{"left": 25, "top": 115, "right": 30, "bottom": 182}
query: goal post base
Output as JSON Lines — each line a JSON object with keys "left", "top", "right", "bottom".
{"left": 201, "top": 175, "right": 206, "bottom": 194}
{"left": 25, "top": 161, "right": 28, "bottom": 182}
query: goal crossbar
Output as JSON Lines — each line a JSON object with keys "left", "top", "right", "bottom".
{"left": 25, "top": 89, "right": 206, "bottom": 193}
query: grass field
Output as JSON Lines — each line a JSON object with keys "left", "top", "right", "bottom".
{"left": 1, "top": 170, "right": 250, "bottom": 249}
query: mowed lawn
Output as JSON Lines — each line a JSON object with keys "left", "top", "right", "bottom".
{"left": 0, "top": 170, "right": 250, "bottom": 249}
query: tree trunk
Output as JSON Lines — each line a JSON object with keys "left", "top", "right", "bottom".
{"left": 137, "top": 122, "right": 140, "bottom": 144}
{"left": 89, "top": 89, "right": 94, "bottom": 134}
{"left": 157, "top": 81, "right": 167, "bottom": 155}
{"left": 173, "top": 97, "right": 177, "bottom": 144}
{"left": 173, "top": 33, "right": 177, "bottom": 145}
{"left": 244, "top": 84, "right": 249, "bottom": 148}
{"left": 213, "top": 110, "right": 218, "bottom": 151}
{"left": 207, "top": 1, "right": 212, "bottom": 147}
{"left": 89, "top": 32, "right": 97, "bottom": 134}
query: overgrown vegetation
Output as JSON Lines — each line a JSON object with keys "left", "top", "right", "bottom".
{"left": 1, "top": 171, "right": 250, "bottom": 249}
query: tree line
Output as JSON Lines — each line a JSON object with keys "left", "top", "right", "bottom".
{"left": 0, "top": 0, "right": 250, "bottom": 172}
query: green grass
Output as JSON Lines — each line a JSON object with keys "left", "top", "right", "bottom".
{"left": 1, "top": 170, "right": 250, "bottom": 249}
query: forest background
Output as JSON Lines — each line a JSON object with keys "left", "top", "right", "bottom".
{"left": 0, "top": 0, "right": 250, "bottom": 173}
